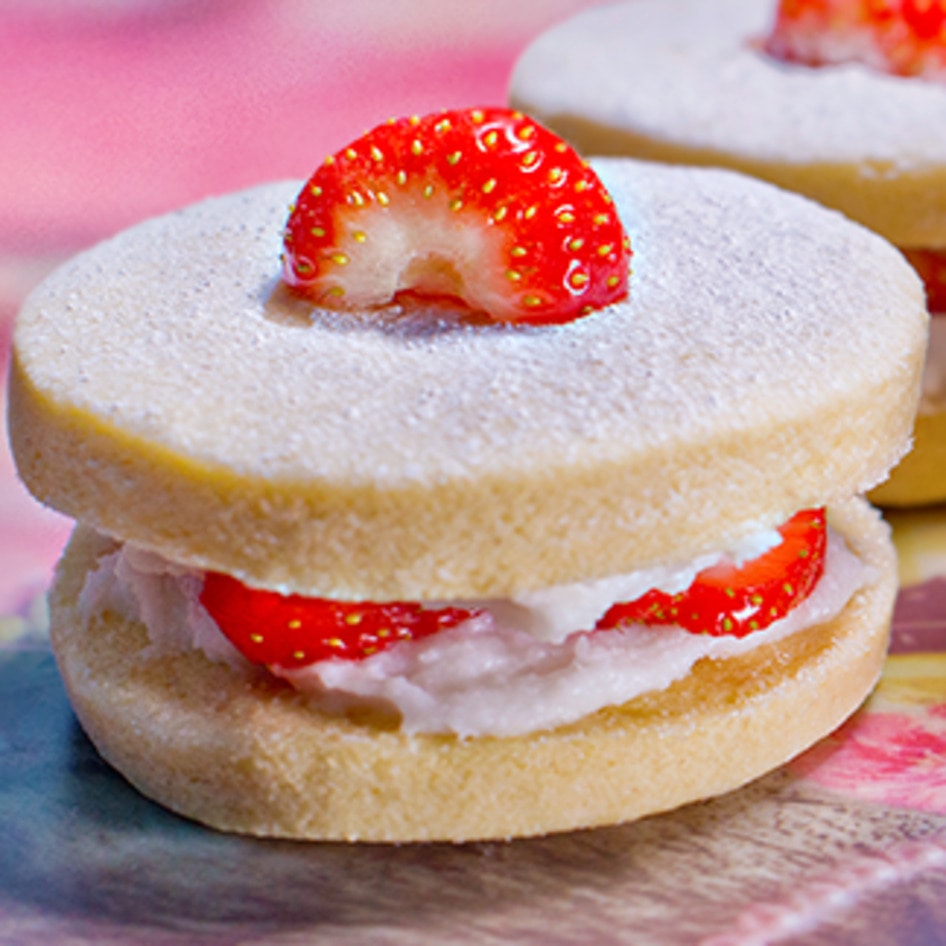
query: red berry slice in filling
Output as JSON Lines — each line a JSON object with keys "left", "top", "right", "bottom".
{"left": 282, "top": 106, "right": 630, "bottom": 325}
{"left": 596, "top": 508, "right": 828, "bottom": 638}
{"left": 201, "top": 510, "right": 828, "bottom": 670}
{"left": 765, "top": 0, "right": 946, "bottom": 80}
{"left": 902, "top": 248, "right": 946, "bottom": 312}
{"left": 200, "top": 573, "right": 480, "bottom": 669}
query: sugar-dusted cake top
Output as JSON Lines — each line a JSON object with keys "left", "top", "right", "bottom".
{"left": 15, "top": 163, "right": 921, "bottom": 485}
{"left": 10, "top": 160, "right": 926, "bottom": 597}
{"left": 510, "top": 0, "right": 946, "bottom": 167}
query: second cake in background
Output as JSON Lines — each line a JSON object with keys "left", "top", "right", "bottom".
{"left": 509, "top": 0, "right": 946, "bottom": 506}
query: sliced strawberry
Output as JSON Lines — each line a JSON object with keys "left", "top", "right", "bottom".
{"left": 902, "top": 247, "right": 946, "bottom": 312}
{"left": 202, "top": 509, "right": 827, "bottom": 669}
{"left": 200, "top": 572, "right": 479, "bottom": 669}
{"left": 765, "top": 0, "right": 946, "bottom": 80}
{"left": 597, "top": 508, "right": 828, "bottom": 638}
{"left": 281, "top": 106, "right": 630, "bottom": 325}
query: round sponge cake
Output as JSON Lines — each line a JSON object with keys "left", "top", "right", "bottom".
{"left": 509, "top": 0, "right": 946, "bottom": 250}
{"left": 8, "top": 161, "right": 927, "bottom": 600}
{"left": 49, "top": 499, "right": 895, "bottom": 842}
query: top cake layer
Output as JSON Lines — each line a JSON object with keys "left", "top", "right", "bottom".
{"left": 8, "top": 160, "right": 926, "bottom": 598}
{"left": 509, "top": 0, "right": 946, "bottom": 248}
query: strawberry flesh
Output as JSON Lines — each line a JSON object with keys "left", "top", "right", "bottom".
{"left": 765, "top": 0, "right": 946, "bottom": 80}
{"left": 596, "top": 508, "right": 828, "bottom": 637}
{"left": 200, "top": 572, "right": 479, "bottom": 669}
{"left": 282, "top": 107, "right": 630, "bottom": 325}
{"left": 902, "top": 248, "right": 946, "bottom": 312}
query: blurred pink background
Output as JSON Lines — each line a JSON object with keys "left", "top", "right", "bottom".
{"left": 0, "top": 0, "right": 600, "bottom": 614}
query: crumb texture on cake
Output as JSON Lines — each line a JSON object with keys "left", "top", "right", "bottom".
{"left": 48, "top": 498, "right": 895, "bottom": 842}
{"left": 509, "top": 0, "right": 946, "bottom": 247}
{"left": 10, "top": 163, "right": 926, "bottom": 598}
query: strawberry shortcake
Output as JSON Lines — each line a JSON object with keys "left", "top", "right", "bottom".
{"left": 510, "top": 0, "right": 946, "bottom": 506}
{"left": 8, "top": 108, "right": 928, "bottom": 841}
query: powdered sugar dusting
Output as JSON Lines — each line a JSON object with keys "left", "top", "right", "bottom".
{"left": 510, "top": 0, "right": 946, "bottom": 166}
{"left": 14, "top": 163, "right": 923, "bottom": 489}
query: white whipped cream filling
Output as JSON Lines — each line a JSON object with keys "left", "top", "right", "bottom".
{"left": 78, "top": 524, "right": 870, "bottom": 738}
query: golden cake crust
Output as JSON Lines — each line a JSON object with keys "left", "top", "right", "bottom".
{"left": 49, "top": 499, "right": 895, "bottom": 842}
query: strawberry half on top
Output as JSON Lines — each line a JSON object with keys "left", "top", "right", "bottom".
{"left": 281, "top": 107, "right": 631, "bottom": 325}
{"left": 765, "top": 0, "right": 946, "bottom": 80}
{"left": 200, "top": 508, "right": 829, "bottom": 671}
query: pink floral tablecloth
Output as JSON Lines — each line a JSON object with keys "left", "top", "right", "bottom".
{"left": 4, "top": 2, "right": 946, "bottom": 943}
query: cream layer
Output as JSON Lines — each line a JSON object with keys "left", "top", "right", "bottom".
{"left": 76, "top": 517, "right": 870, "bottom": 738}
